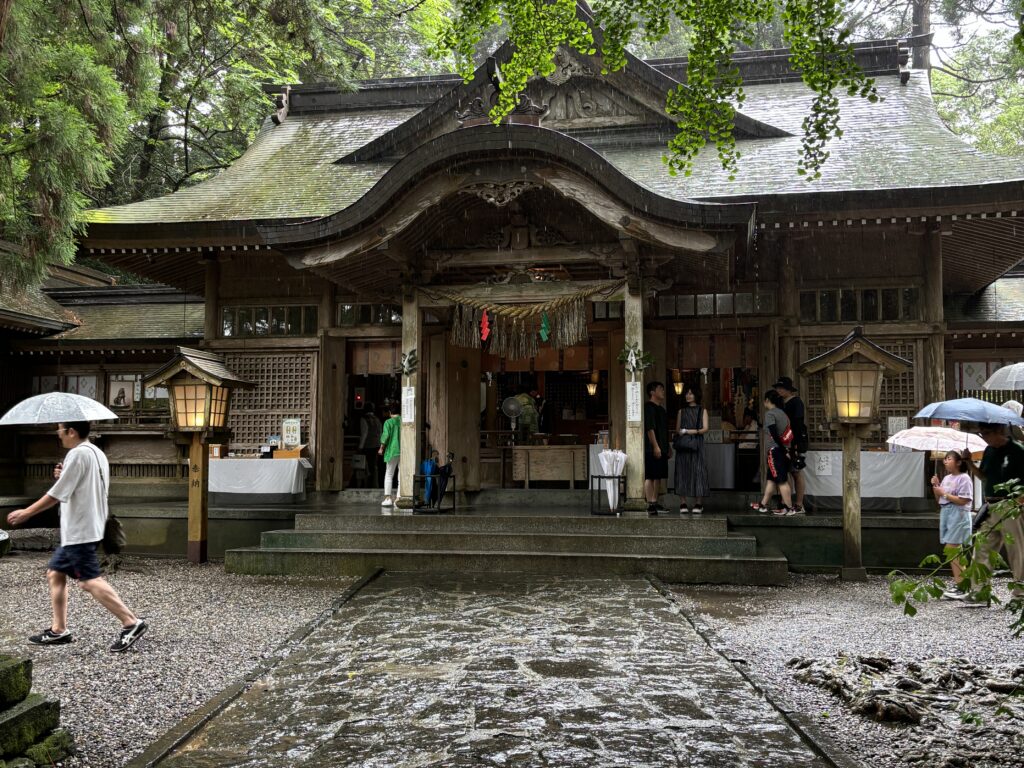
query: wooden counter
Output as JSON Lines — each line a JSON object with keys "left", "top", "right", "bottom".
{"left": 511, "top": 445, "right": 588, "bottom": 488}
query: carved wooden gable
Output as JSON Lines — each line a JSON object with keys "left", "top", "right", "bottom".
{"left": 525, "top": 76, "right": 660, "bottom": 130}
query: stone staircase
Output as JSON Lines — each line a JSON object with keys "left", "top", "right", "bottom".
{"left": 224, "top": 513, "right": 789, "bottom": 585}
{"left": 0, "top": 654, "right": 73, "bottom": 764}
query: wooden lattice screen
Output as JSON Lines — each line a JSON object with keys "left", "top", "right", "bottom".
{"left": 224, "top": 352, "right": 316, "bottom": 453}
{"left": 802, "top": 338, "right": 920, "bottom": 449}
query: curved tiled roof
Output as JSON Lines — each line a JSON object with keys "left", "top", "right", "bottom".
{"left": 82, "top": 69, "right": 1024, "bottom": 230}
{"left": 85, "top": 108, "right": 419, "bottom": 225}
{"left": 601, "top": 73, "right": 1024, "bottom": 201}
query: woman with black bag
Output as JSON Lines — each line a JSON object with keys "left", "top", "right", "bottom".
{"left": 674, "top": 386, "right": 709, "bottom": 514}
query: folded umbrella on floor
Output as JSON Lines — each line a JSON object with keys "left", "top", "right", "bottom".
{"left": 598, "top": 449, "right": 627, "bottom": 511}
{"left": 914, "top": 397, "right": 1024, "bottom": 426}
{"left": 0, "top": 392, "right": 118, "bottom": 425}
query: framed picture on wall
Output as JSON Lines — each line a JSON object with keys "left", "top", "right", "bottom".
{"left": 108, "top": 374, "right": 137, "bottom": 408}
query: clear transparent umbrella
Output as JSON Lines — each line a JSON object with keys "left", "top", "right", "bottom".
{"left": 598, "top": 449, "right": 627, "bottom": 510}
{"left": 983, "top": 363, "right": 1024, "bottom": 391}
{"left": 0, "top": 393, "right": 118, "bottom": 426}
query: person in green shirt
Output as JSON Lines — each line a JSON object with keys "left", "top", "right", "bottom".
{"left": 378, "top": 405, "right": 401, "bottom": 507}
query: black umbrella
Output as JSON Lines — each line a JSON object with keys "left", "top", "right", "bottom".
{"left": 435, "top": 452, "right": 455, "bottom": 510}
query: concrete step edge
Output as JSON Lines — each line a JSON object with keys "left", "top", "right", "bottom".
{"left": 226, "top": 546, "right": 788, "bottom": 564}
{"left": 266, "top": 530, "right": 758, "bottom": 543}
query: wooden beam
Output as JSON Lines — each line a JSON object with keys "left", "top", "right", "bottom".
{"left": 418, "top": 279, "right": 626, "bottom": 307}
{"left": 429, "top": 245, "right": 626, "bottom": 269}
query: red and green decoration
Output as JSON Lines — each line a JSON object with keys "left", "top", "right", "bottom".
{"left": 426, "top": 280, "right": 624, "bottom": 359}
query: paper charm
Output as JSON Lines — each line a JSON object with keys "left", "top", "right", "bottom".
{"left": 480, "top": 310, "right": 491, "bottom": 341}
{"left": 539, "top": 312, "right": 550, "bottom": 342}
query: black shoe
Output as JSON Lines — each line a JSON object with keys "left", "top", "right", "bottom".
{"left": 29, "top": 628, "right": 72, "bottom": 646}
{"left": 692, "top": 506, "right": 703, "bottom": 515}
{"left": 110, "top": 620, "right": 147, "bottom": 653}
{"left": 648, "top": 503, "right": 658, "bottom": 516}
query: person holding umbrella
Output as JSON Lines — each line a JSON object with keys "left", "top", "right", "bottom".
{"left": 970, "top": 423, "right": 1024, "bottom": 603}
{"left": 930, "top": 450, "right": 974, "bottom": 599}
{"left": 6, "top": 421, "right": 147, "bottom": 652}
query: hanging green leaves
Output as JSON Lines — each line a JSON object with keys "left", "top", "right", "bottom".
{"left": 439, "top": 0, "right": 879, "bottom": 182}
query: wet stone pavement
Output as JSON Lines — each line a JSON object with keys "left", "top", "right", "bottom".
{"left": 161, "top": 574, "right": 831, "bottom": 767}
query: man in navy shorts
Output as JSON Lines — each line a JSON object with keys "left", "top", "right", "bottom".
{"left": 7, "top": 421, "right": 147, "bottom": 652}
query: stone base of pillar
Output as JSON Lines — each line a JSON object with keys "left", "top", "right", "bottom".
{"left": 841, "top": 566, "right": 868, "bottom": 582}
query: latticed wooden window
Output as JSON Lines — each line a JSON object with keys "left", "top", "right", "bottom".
{"left": 802, "top": 339, "right": 918, "bottom": 448}
{"left": 224, "top": 353, "right": 314, "bottom": 450}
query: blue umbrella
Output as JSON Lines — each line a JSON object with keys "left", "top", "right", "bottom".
{"left": 914, "top": 397, "right": 1024, "bottom": 426}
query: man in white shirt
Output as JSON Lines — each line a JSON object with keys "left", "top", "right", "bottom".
{"left": 7, "top": 421, "right": 147, "bottom": 652}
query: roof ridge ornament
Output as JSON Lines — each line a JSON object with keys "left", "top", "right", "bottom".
{"left": 270, "top": 85, "right": 290, "bottom": 125}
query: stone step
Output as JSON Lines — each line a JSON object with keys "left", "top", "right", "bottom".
{"left": 0, "top": 693, "right": 59, "bottom": 759}
{"left": 224, "top": 547, "right": 789, "bottom": 585}
{"left": 260, "top": 529, "right": 759, "bottom": 557}
{"left": 293, "top": 513, "right": 730, "bottom": 537}
{"left": 0, "top": 656, "right": 31, "bottom": 709}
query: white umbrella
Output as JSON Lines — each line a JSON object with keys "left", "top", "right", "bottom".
{"left": 0, "top": 393, "right": 118, "bottom": 426}
{"left": 982, "top": 363, "right": 1024, "bottom": 391}
{"left": 886, "top": 426, "right": 985, "bottom": 456}
{"left": 598, "top": 449, "right": 627, "bottom": 510}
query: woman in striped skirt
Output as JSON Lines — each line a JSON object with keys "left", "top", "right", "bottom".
{"left": 675, "top": 386, "right": 710, "bottom": 514}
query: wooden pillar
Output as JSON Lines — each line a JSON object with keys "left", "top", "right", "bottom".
{"left": 609, "top": 328, "right": 625, "bottom": 451}
{"left": 319, "top": 282, "right": 335, "bottom": 331}
{"left": 203, "top": 255, "right": 220, "bottom": 342}
{"left": 922, "top": 229, "right": 945, "bottom": 404}
{"left": 778, "top": 244, "right": 799, "bottom": 381}
{"left": 187, "top": 433, "right": 208, "bottom": 564}
{"left": 397, "top": 290, "right": 423, "bottom": 507}
{"left": 840, "top": 424, "right": 871, "bottom": 581}
{"left": 448, "top": 345, "right": 481, "bottom": 492}
{"left": 624, "top": 289, "right": 645, "bottom": 508}
{"left": 315, "top": 334, "right": 346, "bottom": 491}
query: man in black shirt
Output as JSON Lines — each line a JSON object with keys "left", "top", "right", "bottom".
{"left": 644, "top": 381, "right": 669, "bottom": 515}
{"left": 970, "top": 423, "right": 1024, "bottom": 600}
{"left": 774, "top": 376, "right": 808, "bottom": 512}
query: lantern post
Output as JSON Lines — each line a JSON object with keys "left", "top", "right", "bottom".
{"left": 798, "top": 328, "right": 911, "bottom": 581}
{"left": 145, "top": 347, "right": 252, "bottom": 563}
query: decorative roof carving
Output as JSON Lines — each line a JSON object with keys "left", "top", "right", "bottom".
{"left": 532, "top": 79, "right": 647, "bottom": 128}
{"left": 544, "top": 49, "right": 595, "bottom": 86}
{"left": 461, "top": 181, "right": 543, "bottom": 207}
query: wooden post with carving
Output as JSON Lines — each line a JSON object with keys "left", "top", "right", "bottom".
{"left": 187, "top": 432, "right": 208, "bottom": 564}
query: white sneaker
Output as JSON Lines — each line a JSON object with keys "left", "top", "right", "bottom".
{"left": 381, "top": 498, "right": 393, "bottom": 507}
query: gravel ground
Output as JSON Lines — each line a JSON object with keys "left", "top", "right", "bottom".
{"left": 4, "top": 550, "right": 1022, "bottom": 768}
{"left": 672, "top": 574, "right": 1024, "bottom": 768}
{"left": 0, "top": 551, "right": 353, "bottom": 768}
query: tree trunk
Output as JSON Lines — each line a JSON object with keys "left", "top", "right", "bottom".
{"left": 912, "top": 0, "right": 930, "bottom": 70}
{"left": 0, "top": 0, "right": 13, "bottom": 51}
{"left": 135, "top": 57, "right": 178, "bottom": 199}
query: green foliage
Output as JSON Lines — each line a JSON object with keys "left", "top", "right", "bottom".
{"left": 932, "top": 30, "right": 1024, "bottom": 158}
{"left": 439, "top": 0, "right": 878, "bottom": 181}
{"left": 1, "top": 0, "right": 451, "bottom": 290}
{"left": 0, "top": 2, "right": 133, "bottom": 288}
{"left": 617, "top": 342, "right": 653, "bottom": 374}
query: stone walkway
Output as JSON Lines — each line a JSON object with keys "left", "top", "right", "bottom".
{"left": 158, "top": 574, "right": 832, "bottom": 767}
